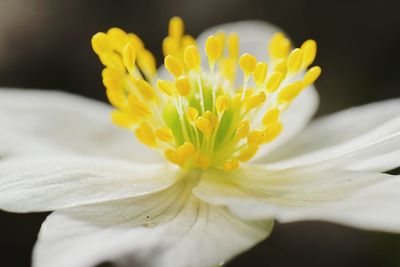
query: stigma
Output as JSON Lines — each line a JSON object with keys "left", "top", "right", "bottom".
{"left": 91, "top": 17, "right": 321, "bottom": 171}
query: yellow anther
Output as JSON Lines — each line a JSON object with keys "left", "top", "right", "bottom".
{"left": 303, "top": 66, "right": 321, "bottom": 86}
{"left": 128, "top": 95, "right": 151, "bottom": 117}
{"left": 263, "top": 121, "right": 283, "bottom": 143}
{"left": 135, "top": 122, "right": 157, "bottom": 147}
{"left": 238, "top": 146, "right": 258, "bottom": 162}
{"left": 111, "top": 110, "right": 137, "bottom": 128}
{"left": 127, "top": 33, "right": 144, "bottom": 50}
{"left": 216, "top": 95, "right": 229, "bottom": 114}
{"left": 268, "top": 32, "right": 291, "bottom": 60}
{"left": 103, "top": 76, "right": 122, "bottom": 92}
{"left": 165, "top": 149, "right": 183, "bottom": 165}
{"left": 100, "top": 53, "right": 125, "bottom": 73}
{"left": 135, "top": 79, "right": 155, "bottom": 100}
{"left": 165, "top": 55, "right": 184, "bottom": 78}
{"left": 195, "top": 154, "right": 211, "bottom": 170}
{"left": 157, "top": 79, "right": 175, "bottom": 96}
{"left": 203, "top": 111, "right": 218, "bottom": 127}
{"left": 102, "top": 67, "right": 124, "bottom": 80}
{"left": 187, "top": 107, "right": 199, "bottom": 123}
{"left": 262, "top": 108, "right": 280, "bottom": 126}
{"left": 182, "top": 35, "right": 196, "bottom": 47}
{"left": 254, "top": 62, "right": 268, "bottom": 85}
{"left": 205, "top": 36, "right": 222, "bottom": 61}
{"left": 93, "top": 18, "right": 322, "bottom": 172}
{"left": 274, "top": 59, "right": 288, "bottom": 77}
{"left": 215, "top": 31, "right": 226, "bottom": 51}
{"left": 219, "top": 58, "right": 236, "bottom": 82}
{"left": 196, "top": 117, "right": 213, "bottom": 138}
{"left": 106, "top": 88, "right": 125, "bottom": 108}
{"left": 155, "top": 127, "right": 174, "bottom": 142}
{"left": 239, "top": 53, "right": 257, "bottom": 76}
{"left": 107, "top": 27, "right": 128, "bottom": 52}
{"left": 266, "top": 72, "right": 284, "bottom": 92}
{"left": 162, "top": 36, "right": 179, "bottom": 57}
{"left": 91, "top": 32, "right": 112, "bottom": 56}
{"left": 301, "top": 39, "right": 317, "bottom": 67}
{"left": 231, "top": 93, "right": 244, "bottom": 110}
{"left": 246, "top": 92, "right": 266, "bottom": 109}
{"left": 175, "top": 76, "right": 191, "bottom": 96}
{"left": 169, "top": 16, "right": 184, "bottom": 39}
{"left": 184, "top": 45, "right": 201, "bottom": 70}
{"left": 247, "top": 131, "right": 264, "bottom": 146}
{"left": 236, "top": 120, "right": 250, "bottom": 139}
{"left": 277, "top": 82, "right": 304, "bottom": 105}
{"left": 223, "top": 159, "right": 239, "bottom": 171}
{"left": 177, "top": 141, "right": 196, "bottom": 159}
{"left": 137, "top": 49, "right": 156, "bottom": 77}
{"left": 227, "top": 33, "right": 239, "bottom": 59}
{"left": 247, "top": 131, "right": 265, "bottom": 146}
{"left": 287, "top": 48, "right": 303, "bottom": 73}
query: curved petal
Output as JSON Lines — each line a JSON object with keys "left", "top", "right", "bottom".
{"left": 0, "top": 89, "right": 162, "bottom": 163}
{"left": 33, "top": 178, "right": 273, "bottom": 267}
{"left": 274, "top": 177, "right": 400, "bottom": 232}
{"left": 0, "top": 156, "right": 179, "bottom": 212}
{"left": 263, "top": 99, "right": 400, "bottom": 171}
{"left": 193, "top": 166, "right": 400, "bottom": 233}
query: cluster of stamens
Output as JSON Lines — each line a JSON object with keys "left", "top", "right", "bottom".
{"left": 91, "top": 17, "right": 321, "bottom": 171}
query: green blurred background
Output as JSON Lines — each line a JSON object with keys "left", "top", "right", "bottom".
{"left": 0, "top": 0, "right": 399, "bottom": 266}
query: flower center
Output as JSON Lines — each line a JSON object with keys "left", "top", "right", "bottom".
{"left": 91, "top": 17, "right": 321, "bottom": 171}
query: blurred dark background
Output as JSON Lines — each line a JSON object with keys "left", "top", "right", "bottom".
{"left": 0, "top": 0, "right": 399, "bottom": 266}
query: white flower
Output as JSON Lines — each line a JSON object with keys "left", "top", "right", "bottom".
{"left": 0, "top": 17, "right": 399, "bottom": 267}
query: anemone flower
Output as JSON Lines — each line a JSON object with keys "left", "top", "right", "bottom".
{"left": 0, "top": 17, "right": 399, "bottom": 267}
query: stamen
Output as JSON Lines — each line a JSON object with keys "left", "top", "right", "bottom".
{"left": 175, "top": 76, "right": 191, "bottom": 96}
{"left": 287, "top": 48, "right": 303, "bottom": 73}
{"left": 122, "top": 44, "right": 136, "bottom": 73}
{"left": 227, "top": 33, "right": 239, "bottom": 59}
{"left": 300, "top": 39, "right": 317, "bottom": 67}
{"left": 184, "top": 45, "right": 201, "bottom": 70}
{"left": 165, "top": 55, "right": 184, "bottom": 78}
{"left": 169, "top": 16, "right": 184, "bottom": 39}
{"left": 254, "top": 62, "right": 268, "bottom": 86}
{"left": 205, "top": 36, "right": 221, "bottom": 72}
{"left": 239, "top": 53, "right": 257, "bottom": 100}
{"left": 262, "top": 108, "right": 280, "bottom": 126}
{"left": 92, "top": 17, "right": 322, "bottom": 171}
{"left": 135, "top": 122, "right": 157, "bottom": 147}
{"left": 177, "top": 142, "right": 196, "bottom": 159}
{"left": 157, "top": 79, "right": 175, "bottom": 96}
{"left": 216, "top": 95, "right": 229, "bottom": 114}
{"left": 266, "top": 72, "right": 284, "bottom": 93}
{"left": 135, "top": 79, "right": 155, "bottom": 100}
{"left": 303, "top": 66, "right": 321, "bottom": 86}
{"left": 196, "top": 117, "right": 213, "bottom": 139}
{"left": 155, "top": 127, "right": 174, "bottom": 142}
{"left": 187, "top": 107, "right": 199, "bottom": 124}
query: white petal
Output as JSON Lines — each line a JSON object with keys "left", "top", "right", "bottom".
{"left": 275, "top": 177, "right": 400, "bottom": 232}
{"left": 193, "top": 167, "right": 400, "bottom": 232}
{"left": 263, "top": 99, "right": 400, "bottom": 171}
{"left": 33, "top": 178, "right": 273, "bottom": 267}
{"left": 0, "top": 89, "right": 162, "bottom": 163}
{"left": 0, "top": 156, "right": 179, "bottom": 212}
